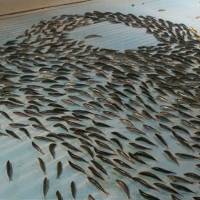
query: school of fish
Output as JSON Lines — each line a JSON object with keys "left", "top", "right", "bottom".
{"left": 0, "top": 11, "right": 200, "bottom": 200}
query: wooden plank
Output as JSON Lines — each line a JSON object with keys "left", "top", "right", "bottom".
{"left": 0, "top": 0, "right": 91, "bottom": 16}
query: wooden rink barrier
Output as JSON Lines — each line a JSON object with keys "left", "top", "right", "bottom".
{"left": 0, "top": 0, "right": 91, "bottom": 16}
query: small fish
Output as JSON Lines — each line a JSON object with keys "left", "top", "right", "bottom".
{"left": 49, "top": 143, "right": 56, "bottom": 159}
{"left": 91, "top": 160, "right": 108, "bottom": 175}
{"left": 170, "top": 183, "right": 194, "bottom": 193}
{"left": 0, "top": 111, "right": 13, "bottom": 121}
{"left": 56, "top": 190, "right": 63, "bottom": 200}
{"left": 88, "top": 166, "right": 104, "bottom": 180}
{"left": 164, "top": 150, "right": 179, "bottom": 165}
{"left": 6, "top": 129, "right": 21, "bottom": 140}
{"left": 43, "top": 177, "right": 49, "bottom": 198}
{"left": 139, "top": 171, "right": 162, "bottom": 181}
{"left": 19, "top": 128, "right": 31, "bottom": 138}
{"left": 38, "top": 158, "right": 46, "bottom": 175}
{"left": 154, "top": 182, "right": 179, "bottom": 194}
{"left": 71, "top": 181, "right": 76, "bottom": 199}
{"left": 68, "top": 150, "right": 88, "bottom": 163}
{"left": 116, "top": 179, "right": 130, "bottom": 199}
{"left": 152, "top": 167, "right": 175, "bottom": 174}
{"left": 87, "top": 176, "right": 109, "bottom": 195}
{"left": 68, "top": 160, "right": 86, "bottom": 174}
{"left": 6, "top": 160, "right": 13, "bottom": 181}
{"left": 132, "top": 177, "right": 156, "bottom": 190}
{"left": 88, "top": 194, "right": 96, "bottom": 200}
{"left": 139, "top": 189, "right": 160, "bottom": 200}
{"left": 32, "top": 141, "right": 44, "bottom": 154}
{"left": 84, "top": 34, "right": 102, "bottom": 39}
{"left": 175, "top": 153, "right": 199, "bottom": 160}
{"left": 62, "top": 142, "right": 81, "bottom": 152}
{"left": 57, "top": 161, "right": 63, "bottom": 179}
{"left": 155, "top": 133, "right": 168, "bottom": 146}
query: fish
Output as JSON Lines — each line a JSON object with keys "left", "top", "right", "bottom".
{"left": 164, "top": 150, "right": 179, "bottom": 165}
{"left": 62, "top": 142, "right": 81, "bottom": 152}
{"left": 43, "top": 177, "right": 49, "bottom": 198}
{"left": 88, "top": 194, "right": 96, "bottom": 200}
{"left": 32, "top": 141, "right": 44, "bottom": 154}
{"left": 57, "top": 161, "right": 63, "bottom": 179}
{"left": 170, "top": 183, "right": 194, "bottom": 193}
{"left": 0, "top": 111, "right": 13, "bottom": 121}
{"left": 116, "top": 179, "right": 130, "bottom": 199}
{"left": 132, "top": 177, "right": 156, "bottom": 190}
{"left": 154, "top": 182, "right": 179, "bottom": 194}
{"left": 84, "top": 34, "right": 102, "bottom": 39}
{"left": 71, "top": 181, "right": 76, "bottom": 199}
{"left": 87, "top": 176, "right": 109, "bottom": 195}
{"left": 139, "top": 189, "right": 160, "bottom": 200}
{"left": 88, "top": 166, "right": 104, "bottom": 180}
{"left": 152, "top": 167, "right": 175, "bottom": 174}
{"left": 56, "top": 190, "right": 63, "bottom": 200}
{"left": 139, "top": 171, "right": 162, "bottom": 181}
{"left": 49, "top": 143, "right": 56, "bottom": 159}
{"left": 91, "top": 160, "right": 108, "bottom": 175}
{"left": 38, "top": 158, "right": 46, "bottom": 175}
{"left": 68, "top": 150, "right": 88, "bottom": 163}
{"left": 6, "top": 160, "right": 13, "bottom": 181}
{"left": 19, "top": 128, "right": 31, "bottom": 138}
{"left": 175, "top": 153, "right": 199, "bottom": 160}
{"left": 68, "top": 160, "right": 86, "bottom": 174}
{"left": 6, "top": 129, "right": 21, "bottom": 140}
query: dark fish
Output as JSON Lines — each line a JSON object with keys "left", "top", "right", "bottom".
{"left": 80, "top": 145, "right": 94, "bottom": 158}
{"left": 170, "top": 183, "right": 194, "bottom": 193}
{"left": 6, "top": 160, "right": 13, "bottom": 181}
{"left": 113, "top": 159, "right": 133, "bottom": 169}
{"left": 38, "top": 158, "right": 46, "bottom": 175}
{"left": 134, "top": 151, "right": 156, "bottom": 161}
{"left": 155, "top": 133, "right": 168, "bottom": 146}
{"left": 111, "top": 131, "right": 128, "bottom": 140}
{"left": 32, "top": 141, "right": 44, "bottom": 154}
{"left": 68, "top": 150, "right": 88, "bottom": 163}
{"left": 84, "top": 34, "right": 102, "bottom": 39}
{"left": 49, "top": 143, "right": 56, "bottom": 159}
{"left": 164, "top": 150, "right": 179, "bottom": 165}
{"left": 87, "top": 176, "right": 109, "bottom": 195}
{"left": 113, "top": 167, "right": 133, "bottom": 179}
{"left": 168, "top": 175, "right": 193, "bottom": 184}
{"left": 68, "top": 160, "right": 86, "bottom": 174}
{"left": 139, "top": 189, "right": 160, "bottom": 200}
{"left": 6, "top": 129, "right": 21, "bottom": 140}
{"left": 91, "top": 160, "right": 108, "bottom": 175}
{"left": 0, "top": 111, "right": 13, "bottom": 121}
{"left": 92, "top": 120, "right": 111, "bottom": 128}
{"left": 62, "top": 142, "right": 81, "bottom": 152}
{"left": 56, "top": 190, "right": 63, "bottom": 200}
{"left": 154, "top": 182, "right": 179, "bottom": 194}
{"left": 88, "top": 194, "right": 95, "bottom": 200}
{"left": 71, "top": 181, "right": 76, "bottom": 199}
{"left": 135, "top": 136, "right": 156, "bottom": 146}
{"left": 111, "top": 138, "right": 123, "bottom": 149}
{"left": 139, "top": 171, "right": 162, "bottom": 181}
{"left": 88, "top": 166, "right": 104, "bottom": 180}
{"left": 57, "top": 161, "right": 63, "bottom": 179}
{"left": 152, "top": 167, "right": 175, "bottom": 174}
{"left": 175, "top": 153, "right": 199, "bottom": 159}
{"left": 116, "top": 179, "right": 130, "bottom": 199}
{"left": 19, "top": 128, "right": 31, "bottom": 138}
{"left": 132, "top": 177, "right": 156, "bottom": 190}
{"left": 43, "top": 177, "right": 49, "bottom": 198}
{"left": 184, "top": 172, "right": 200, "bottom": 180}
